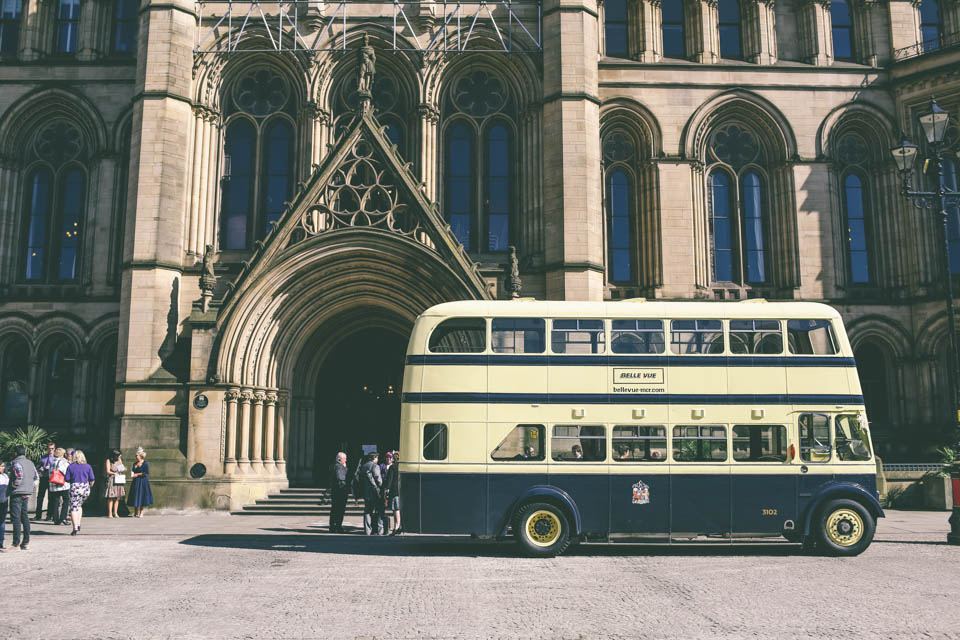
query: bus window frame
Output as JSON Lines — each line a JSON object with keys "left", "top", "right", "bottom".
{"left": 609, "top": 318, "right": 667, "bottom": 355}
{"left": 668, "top": 319, "right": 726, "bottom": 356}
{"left": 612, "top": 424, "right": 668, "bottom": 462}
{"left": 549, "top": 318, "right": 606, "bottom": 355}
{"left": 786, "top": 319, "right": 840, "bottom": 356}
{"left": 798, "top": 412, "right": 833, "bottom": 463}
{"left": 491, "top": 317, "right": 547, "bottom": 354}
{"left": 427, "top": 317, "right": 489, "bottom": 354}
{"left": 731, "top": 424, "right": 789, "bottom": 462}
{"left": 550, "top": 424, "right": 608, "bottom": 462}
{"left": 490, "top": 423, "right": 547, "bottom": 462}
{"left": 727, "top": 319, "right": 786, "bottom": 356}
{"left": 671, "top": 424, "right": 729, "bottom": 462}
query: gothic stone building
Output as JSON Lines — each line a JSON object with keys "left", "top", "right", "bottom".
{"left": 0, "top": 0, "right": 958, "bottom": 508}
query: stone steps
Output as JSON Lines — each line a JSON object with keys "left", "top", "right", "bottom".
{"left": 232, "top": 487, "right": 366, "bottom": 516}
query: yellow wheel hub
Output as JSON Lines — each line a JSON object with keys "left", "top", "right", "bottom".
{"left": 825, "top": 508, "right": 864, "bottom": 547}
{"left": 525, "top": 510, "right": 561, "bottom": 547}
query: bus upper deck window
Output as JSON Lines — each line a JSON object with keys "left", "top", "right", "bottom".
{"left": 835, "top": 414, "right": 872, "bottom": 461}
{"left": 729, "top": 320, "right": 783, "bottom": 355}
{"left": 551, "top": 425, "right": 606, "bottom": 461}
{"left": 799, "top": 413, "right": 831, "bottom": 462}
{"left": 491, "top": 424, "right": 545, "bottom": 461}
{"left": 428, "top": 318, "right": 486, "bottom": 353}
{"left": 423, "top": 423, "right": 448, "bottom": 460}
{"left": 613, "top": 425, "right": 667, "bottom": 461}
{"left": 732, "top": 425, "right": 787, "bottom": 462}
{"left": 611, "top": 320, "right": 665, "bottom": 354}
{"left": 672, "top": 425, "right": 727, "bottom": 461}
{"left": 787, "top": 319, "right": 838, "bottom": 355}
{"left": 492, "top": 318, "right": 545, "bottom": 354}
{"left": 670, "top": 320, "right": 724, "bottom": 354}
{"left": 552, "top": 319, "right": 605, "bottom": 354}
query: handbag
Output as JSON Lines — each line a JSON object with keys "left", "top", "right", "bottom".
{"left": 50, "top": 468, "right": 66, "bottom": 486}
{"left": 114, "top": 473, "right": 126, "bottom": 485}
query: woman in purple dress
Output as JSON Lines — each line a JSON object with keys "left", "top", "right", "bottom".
{"left": 129, "top": 447, "right": 153, "bottom": 517}
{"left": 65, "top": 450, "right": 95, "bottom": 535}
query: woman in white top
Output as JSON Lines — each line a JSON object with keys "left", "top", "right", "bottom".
{"left": 48, "top": 447, "right": 71, "bottom": 525}
{"left": 0, "top": 461, "right": 9, "bottom": 550}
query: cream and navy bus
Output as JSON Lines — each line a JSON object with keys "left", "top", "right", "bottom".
{"left": 398, "top": 300, "right": 882, "bottom": 557}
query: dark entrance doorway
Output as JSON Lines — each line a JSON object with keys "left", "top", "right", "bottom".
{"left": 312, "top": 328, "right": 406, "bottom": 486}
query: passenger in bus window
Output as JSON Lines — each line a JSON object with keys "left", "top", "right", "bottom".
{"left": 572, "top": 444, "right": 583, "bottom": 459}
{"left": 522, "top": 446, "right": 536, "bottom": 459}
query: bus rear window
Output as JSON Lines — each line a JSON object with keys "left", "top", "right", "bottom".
{"left": 492, "top": 318, "right": 545, "bottom": 354}
{"left": 491, "top": 424, "right": 545, "bottom": 460}
{"left": 732, "top": 425, "right": 787, "bottom": 462}
{"left": 423, "top": 423, "right": 448, "bottom": 460}
{"left": 835, "top": 414, "right": 872, "bottom": 461}
{"left": 551, "top": 425, "right": 606, "bottom": 461}
{"left": 729, "top": 320, "right": 783, "bottom": 355}
{"left": 611, "top": 320, "right": 665, "bottom": 354}
{"left": 670, "top": 320, "right": 724, "bottom": 354}
{"left": 429, "top": 318, "right": 486, "bottom": 353}
{"left": 552, "top": 319, "right": 605, "bottom": 354}
{"left": 788, "top": 319, "right": 838, "bottom": 355}
{"left": 613, "top": 425, "right": 667, "bottom": 461}
{"left": 673, "top": 425, "right": 727, "bottom": 461}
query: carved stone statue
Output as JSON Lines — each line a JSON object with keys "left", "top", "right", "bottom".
{"left": 358, "top": 34, "right": 376, "bottom": 98}
{"left": 200, "top": 244, "right": 218, "bottom": 312}
{"left": 506, "top": 245, "right": 522, "bottom": 299}
{"left": 202, "top": 244, "right": 216, "bottom": 279}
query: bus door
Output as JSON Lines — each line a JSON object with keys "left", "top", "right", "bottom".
{"left": 609, "top": 425, "right": 670, "bottom": 537}
{"left": 797, "top": 412, "right": 835, "bottom": 514}
{"left": 547, "top": 424, "right": 609, "bottom": 533}
{"left": 669, "top": 425, "right": 731, "bottom": 537}
{"left": 730, "top": 424, "right": 798, "bottom": 535}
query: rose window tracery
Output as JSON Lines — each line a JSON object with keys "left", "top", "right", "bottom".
{"left": 603, "top": 131, "right": 635, "bottom": 164}
{"left": 234, "top": 70, "right": 289, "bottom": 116}
{"left": 451, "top": 71, "right": 508, "bottom": 118}
{"left": 710, "top": 124, "right": 761, "bottom": 170}
{"left": 34, "top": 122, "right": 84, "bottom": 165}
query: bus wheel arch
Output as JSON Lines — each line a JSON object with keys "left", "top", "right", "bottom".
{"left": 801, "top": 486, "right": 883, "bottom": 538}
{"left": 812, "top": 498, "right": 876, "bottom": 556}
{"left": 512, "top": 501, "right": 573, "bottom": 557}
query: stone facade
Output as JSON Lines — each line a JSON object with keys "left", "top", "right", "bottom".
{"left": 0, "top": 0, "right": 958, "bottom": 508}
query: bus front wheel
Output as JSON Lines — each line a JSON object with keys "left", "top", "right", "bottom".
{"left": 815, "top": 499, "right": 875, "bottom": 557}
{"left": 514, "top": 502, "right": 571, "bottom": 557}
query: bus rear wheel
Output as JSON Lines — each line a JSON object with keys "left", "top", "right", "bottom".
{"left": 815, "top": 499, "right": 875, "bottom": 557}
{"left": 514, "top": 502, "right": 571, "bottom": 557}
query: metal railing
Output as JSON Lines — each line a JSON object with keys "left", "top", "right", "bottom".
{"left": 894, "top": 31, "right": 960, "bottom": 61}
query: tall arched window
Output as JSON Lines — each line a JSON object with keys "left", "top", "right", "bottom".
{"left": 920, "top": 0, "right": 942, "bottom": 51}
{"left": 442, "top": 70, "right": 517, "bottom": 254}
{"left": 113, "top": 0, "right": 138, "bottom": 54}
{"left": 0, "top": 0, "right": 22, "bottom": 55}
{"left": 855, "top": 343, "right": 889, "bottom": 427}
{"left": 603, "top": 130, "right": 638, "bottom": 285}
{"left": 831, "top": 0, "right": 854, "bottom": 61}
{"left": 946, "top": 159, "right": 960, "bottom": 274}
{"left": 0, "top": 339, "right": 30, "bottom": 425}
{"left": 706, "top": 124, "right": 768, "bottom": 285}
{"left": 21, "top": 121, "right": 88, "bottom": 282}
{"left": 662, "top": 2, "right": 685, "bottom": 59}
{"left": 843, "top": 173, "right": 869, "bottom": 283}
{"left": 219, "top": 69, "right": 296, "bottom": 249}
{"left": 717, "top": 0, "right": 742, "bottom": 59}
{"left": 42, "top": 339, "right": 75, "bottom": 425}
{"left": 56, "top": 0, "right": 80, "bottom": 53}
{"left": 605, "top": 0, "right": 628, "bottom": 57}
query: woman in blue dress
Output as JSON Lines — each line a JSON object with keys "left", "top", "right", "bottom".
{"left": 129, "top": 447, "right": 154, "bottom": 517}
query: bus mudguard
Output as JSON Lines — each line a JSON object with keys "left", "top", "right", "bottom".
{"left": 499, "top": 485, "right": 583, "bottom": 538}
{"left": 800, "top": 480, "right": 885, "bottom": 536}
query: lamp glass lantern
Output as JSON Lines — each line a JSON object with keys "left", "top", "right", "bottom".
{"left": 919, "top": 99, "right": 950, "bottom": 145}
{"left": 890, "top": 140, "right": 918, "bottom": 173}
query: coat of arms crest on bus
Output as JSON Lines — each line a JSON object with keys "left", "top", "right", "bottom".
{"left": 632, "top": 480, "right": 650, "bottom": 505}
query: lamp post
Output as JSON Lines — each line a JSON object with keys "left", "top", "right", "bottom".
{"left": 891, "top": 98, "right": 960, "bottom": 544}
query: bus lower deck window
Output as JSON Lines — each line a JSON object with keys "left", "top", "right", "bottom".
{"left": 551, "top": 425, "right": 606, "bottom": 461}
{"left": 732, "top": 425, "right": 787, "bottom": 462}
{"left": 491, "top": 424, "right": 545, "bottom": 460}
{"left": 611, "top": 319, "right": 665, "bottom": 354}
{"left": 673, "top": 425, "right": 727, "bottom": 461}
{"left": 613, "top": 425, "right": 667, "bottom": 461}
{"left": 423, "top": 423, "right": 448, "bottom": 460}
{"left": 788, "top": 319, "right": 838, "bottom": 355}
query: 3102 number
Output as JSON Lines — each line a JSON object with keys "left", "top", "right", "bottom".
{"left": 761, "top": 509, "right": 778, "bottom": 516}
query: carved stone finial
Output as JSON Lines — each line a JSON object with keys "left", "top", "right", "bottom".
{"left": 357, "top": 33, "right": 376, "bottom": 112}
{"left": 200, "top": 244, "right": 218, "bottom": 312}
{"left": 506, "top": 245, "right": 522, "bottom": 299}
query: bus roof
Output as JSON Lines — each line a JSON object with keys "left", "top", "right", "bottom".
{"left": 417, "top": 299, "right": 843, "bottom": 321}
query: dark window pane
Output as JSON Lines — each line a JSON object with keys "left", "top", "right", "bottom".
{"left": 661, "top": 2, "right": 684, "bottom": 58}
{"left": 491, "top": 424, "right": 545, "bottom": 461}
{"left": 446, "top": 122, "right": 473, "bottom": 250}
{"left": 732, "top": 425, "right": 787, "bottom": 462}
{"left": 787, "top": 320, "right": 838, "bottom": 355}
{"left": 844, "top": 173, "right": 869, "bottom": 283}
{"left": 492, "top": 318, "right": 545, "bottom": 354}
{"left": 0, "top": 0, "right": 22, "bottom": 55}
{"left": 113, "top": 0, "right": 138, "bottom": 53}
{"left": 856, "top": 343, "right": 889, "bottom": 425}
{"left": 384, "top": 119, "right": 403, "bottom": 153}
{"left": 607, "top": 169, "right": 633, "bottom": 283}
{"left": 718, "top": 0, "right": 741, "bottom": 59}
{"left": 423, "top": 423, "right": 447, "bottom": 460}
{"left": 261, "top": 119, "right": 293, "bottom": 235}
{"left": 741, "top": 171, "right": 765, "bottom": 283}
{"left": 709, "top": 170, "right": 734, "bottom": 282}
{"left": 44, "top": 344, "right": 75, "bottom": 424}
{"left": 429, "top": 318, "right": 486, "bottom": 353}
{"left": 605, "top": 0, "right": 628, "bottom": 57}
{"left": 611, "top": 319, "right": 665, "bottom": 354}
{"left": 487, "top": 124, "right": 510, "bottom": 251}
{"left": 671, "top": 319, "right": 725, "bottom": 354}
{"left": 921, "top": 0, "right": 941, "bottom": 50}
{"left": 58, "top": 168, "right": 84, "bottom": 280}
{"left": 1, "top": 340, "right": 30, "bottom": 424}
{"left": 56, "top": 0, "right": 80, "bottom": 53}
{"left": 221, "top": 119, "right": 255, "bottom": 249}
{"left": 831, "top": 0, "right": 853, "bottom": 60}
{"left": 25, "top": 168, "right": 52, "bottom": 280}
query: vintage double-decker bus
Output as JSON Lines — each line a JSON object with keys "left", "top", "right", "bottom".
{"left": 398, "top": 300, "right": 882, "bottom": 556}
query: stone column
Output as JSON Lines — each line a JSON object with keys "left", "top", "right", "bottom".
{"left": 264, "top": 392, "right": 278, "bottom": 474}
{"left": 251, "top": 390, "right": 266, "bottom": 473}
{"left": 741, "top": 0, "right": 777, "bottom": 64}
{"left": 77, "top": 0, "right": 106, "bottom": 61}
{"left": 0, "top": 157, "right": 19, "bottom": 285}
{"left": 224, "top": 388, "right": 240, "bottom": 473}
{"left": 629, "top": 0, "right": 663, "bottom": 61}
{"left": 276, "top": 393, "right": 287, "bottom": 476}
{"left": 18, "top": 0, "right": 46, "bottom": 61}
{"left": 798, "top": 0, "right": 832, "bottom": 65}
{"left": 309, "top": 103, "right": 331, "bottom": 167}
{"left": 542, "top": 0, "right": 605, "bottom": 301}
{"left": 851, "top": 0, "right": 880, "bottom": 66}
{"left": 89, "top": 153, "right": 118, "bottom": 292}
{"left": 238, "top": 390, "right": 252, "bottom": 471}
{"left": 419, "top": 103, "right": 439, "bottom": 201}
{"left": 684, "top": 0, "right": 719, "bottom": 64}
{"left": 519, "top": 106, "right": 544, "bottom": 259}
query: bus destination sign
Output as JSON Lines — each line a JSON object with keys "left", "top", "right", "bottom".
{"left": 612, "top": 368, "right": 664, "bottom": 394}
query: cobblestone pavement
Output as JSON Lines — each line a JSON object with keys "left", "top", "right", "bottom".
{"left": 2, "top": 510, "right": 958, "bottom": 640}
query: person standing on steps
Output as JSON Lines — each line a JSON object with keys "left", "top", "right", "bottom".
{"left": 328, "top": 452, "right": 348, "bottom": 533}
{"left": 360, "top": 452, "right": 383, "bottom": 535}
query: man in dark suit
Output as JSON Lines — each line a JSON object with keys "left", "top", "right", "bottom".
{"left": 360, "top": 453, "right": 383, "bottom": 535}
{"left": 328, "top": 452, "right": 348, "bottom": 533}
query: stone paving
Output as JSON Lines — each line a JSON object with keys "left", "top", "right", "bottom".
{"left": 2, "top": 510, "right": 958, "bottom": 639}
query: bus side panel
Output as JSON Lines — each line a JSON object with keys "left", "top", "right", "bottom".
{"left": 400, "top": 471, "right": 422, "bottom": 533}
{"left": 487, "top": 470, "right": 549, "bottom": 537}
{"left": 609, "top": 471, "right": 670, "bottom": 535}
{"left": 731, "top": 473, "right": 798, "bottom": 534}
{"left": 798, "top": 471, "right": 835, "bottom": 517}
{"left": 419, "top": 471, "right": 487, "bottom": 534}
{"left": 670, "top": 472, "right": 731, "bottom": 535}
{"left": 547, "top": 473, "right": 609, "bottom": 533}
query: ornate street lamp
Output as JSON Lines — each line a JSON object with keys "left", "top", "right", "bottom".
{"left": 891, "top": 98, "right": 960, "bottom": 544}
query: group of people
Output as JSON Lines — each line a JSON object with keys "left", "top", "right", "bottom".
{"left": 328, "top": 450, "right": 402, "bottom": 536}
{"left": 0, "top": 442, "right": 154, "bottom": 551}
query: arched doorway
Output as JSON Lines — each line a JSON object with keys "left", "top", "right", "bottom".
{"left": 310, "top": 328, "right": 406, "bottom": 486}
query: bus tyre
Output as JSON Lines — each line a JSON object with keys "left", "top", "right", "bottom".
{"left": 815, "top": 499, "right": 875, "bottom": 557}
{"left": 514, "top": 502, "right": 571, "bottom": 557}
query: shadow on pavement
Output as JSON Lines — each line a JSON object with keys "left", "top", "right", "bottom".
{"left": 179, "top": 533, "right": 806, "bottom": 557}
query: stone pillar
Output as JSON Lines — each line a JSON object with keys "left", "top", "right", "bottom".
{"left": 519, "top": 106, "right": 544, "bottom": 259}
{"left": 309, "top": 103, "right": 331, "bottom": 167}
{"left": 629, "top": 0, "right": 662, "bottom": 61}
{"left": 238, "top": 390, "right": 252, "bottom": 471}
{"left": 798, "top": 0, "right": 831, "bottom": 65}
{"left": 18, "top": 0, "right": 46, "bottom": 61}
{"left": 542, "top": 0, "right": 605, "bottom": 301}
{"left": 741, "top": 0, "right": 777, "bottom": 64}
{"left": 224, "top": 388, "right": 239, "bottom": 473}
{"left": 89, "top": 154, "right": 118, "bottom": 292}
{"left": 419, "top": 103, "right": 439, "bottom": 201}
{"left": 276, "top": 393, "right": 287, "bottom": 476}
{"left": 0, "top": 159, "right": 19, "bottom": 285}
{"left": 251, "top": 390, "right": 265, "bottom": 473}
{"left": 851, "top": 0, "right": 880, "bottom": 65}
{"left": 264, "top": 392, "right": 278, "bottom": 473}
{"left": 684, "top": 0, "right": 719, "bottom": 63}
{"left": 77, "top": 0, "right": 105, "bottom": 61}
